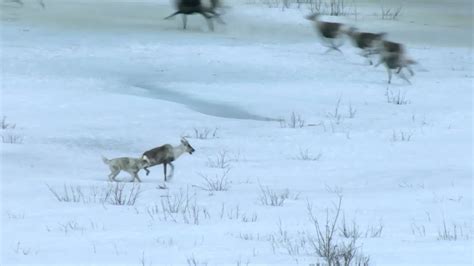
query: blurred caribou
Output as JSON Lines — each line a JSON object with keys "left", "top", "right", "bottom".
{"left": 345, "top": 27, "right": 387, "bottom": 65}
{"left": 345, "top": 27, "right": 417, "bottom": 83}
{"left": 374, "top": 40, "right": 416, "bottom": 84}
{"left": 306, "top": 13, "right": 347, "bottom": 53}
{"left": 164, "top": 0, "right": 224, "bottom": 31}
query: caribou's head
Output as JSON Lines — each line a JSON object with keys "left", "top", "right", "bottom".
{"left": 181, "top": 137, "right": 195, "bottom": 154}
{"left": 305, "top": 13, "right": 319, "bottom": 21}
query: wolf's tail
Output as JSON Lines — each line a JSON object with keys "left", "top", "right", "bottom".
{"left": 102, "top": 156, "right": 110, "bottom": 165}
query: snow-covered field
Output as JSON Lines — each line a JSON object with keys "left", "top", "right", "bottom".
{"left": 1, "top": 0, "right": 472, "bottom": 265}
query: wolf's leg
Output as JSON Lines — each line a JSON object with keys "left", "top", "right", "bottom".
{"left": 126, "top": 169, "right": 140, "bottom": 182}
{"left": 108, "top": 169, "right": 120, "bottom": 182}
{"left": 133, "top": 172, "right": 142, "bottom": 183}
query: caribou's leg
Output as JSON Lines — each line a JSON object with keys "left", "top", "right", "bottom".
{"left": 386, "top": 66, "right": 392, "bottom": 84}
{"left": 207, "top": 10, "right": 225, "bottom": 24}
{"left": 143, "top": 166, "right": 150, "bottom": 176}
{"left": 406, "top": 64, "right": 415, "bottom": 76}
{"left": 182, "top": 14, "right": 187, "bottom": 29}
{"left": 163, "top": 163, "right": 167, "bottom": 182}
{"left": 168, "top": 162, "right": 175, "bottom": 178}
{"left": 361, "top": 49, "right": 373, "bottom": 65}
{"left": 199, "top": 12, "right": 214, "bottom": 31}
{"left": 323, "top": 39, "right": 343, "bottom": 54}
{"left": 398, "top": 69, "right": 412, "bottom": 84}
{"left": 164, "top": 11, "right": 181, "bottom": 20}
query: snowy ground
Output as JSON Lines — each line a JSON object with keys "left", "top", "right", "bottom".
{"left": 1, "top": 0, "right": 473, "bottom": 265}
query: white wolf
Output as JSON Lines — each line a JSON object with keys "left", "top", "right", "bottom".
{"left": 102, "top": 156, "right": 149, "bottom": 182}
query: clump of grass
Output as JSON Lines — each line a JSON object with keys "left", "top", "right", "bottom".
{"left": 386, "top": 88, "right": 410, "bottom": 105}
{"left": 391, "top": 130, "right": 413, "bottom": 142}
{"left": 47, "top": 183, "right": 141, "bottom": 206}
{"left": 196, "top": 169, "right": 231, "bottom": 191}
{"left": 437, "top": 218, "right": 470, "bottom": 241}
{"left": 206, "top": 150, "right": 232, "bottom": 169}
{"left": 1, "top": 116, "right": 23, "bottom": 144}
{"left": 279, "top": 111, "right": 305, "bottom": 128}
{"left": 380, "top": 1, "right": 402, "bottom": 20}
{"left": 258, "top": 184, "right": 290, "bottom": 206}
{"left": 306, "top": 196, "right": 371, "bottom": 266}
{"left": 189, "top": 127, "right": 218, "bottom": 139}
{"left": 293, "top": 148, "right": 322, "bottom": 161}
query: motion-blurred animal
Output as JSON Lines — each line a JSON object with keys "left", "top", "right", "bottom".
{"left": 374, "top": 40, "right": 416, "bottom": 84}
{"left": 345, "top": 27, "right": 386, "bottom": 64}
{"left": 164, "top": 0, "right": 224, "bottom": 31}
{"left": 306, "top": 13, "right": 347, "bottom": 53}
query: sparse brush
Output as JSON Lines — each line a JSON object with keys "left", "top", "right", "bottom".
{"left": 14, "top": 241, "right": 31, "bottom": 256}
{"left": 258, "top": 184, "right": 290, "bottom": 206}
{"left": 206, "top": 150, "right": 232, "bottom": 169}
{"left": 259, "top": 0, "right": 351, "bottom": 16}
{"left": 391, "top": 130, "right": 413, "bottom": 142}
{"left": 307, "top": 196, "right": 371, "bottom": 265}
{"left": 1, "top": 116, "right": 23, "bottom": 144}
{"left": 47, "top": 184, "right": 84, "bottom": 203}
{"left": 339, "top": 215, "right": 362, "bottom": 239}
{"left": 58, "top": 220, "right": 85, "bottom": 235}
{"left": 411, "top": 222, "right": 426, "bottom": 237}
{"left": 189, "top": 127, "right": 218, "bottom": 139}
{"left": 380, "top": 1, "right": 402, "bottom": 20}
{"left": 280, "top": 111, "right": 305, "bottom": 128}
{"left": 306, "top": 197, "right": 342, "bottom": 264}
{"left": 160, "top": 188, "right": 191, "bottom": 214}
{"left": 149, "top": 188, "right": 210, "bottom": 225}
{"left": 2, "top": 134, "right": 23, "bottom": 144}
{"left": 46, "top": 183, "right": 140, "bottom": 205}
{"left": 269, "top": 219, "right": 310, "bottom": 256}
{"left": 365, "top": 220, "right": 384, "bottom": 238}
{"left": 386, "top": 87, "right": 410, "bottom": 105}
{"left": 186, "top": 254, "right": 208, "bottom": 266}
{"left": 108, "top": 183, "right": 141, "bottom": 206}
{"left": 182, "top": 200, "right": 210, "bottom": 225}
{"left": 197, "top": 168, "right": 231, "bottom": 191}
{"left": 241, "top": 212, "right": 258, "bottom": 223}
{"left": 326, "top": 95, "right": 344, "bottom": 125}
{"left": 437, "top": 217, "right": 470, "bottom": 241}
{"left": 1, "top": 116, "right": 16, "bottom": 130}
{"left": 347, "top": 103, "right": 357, "bottom": 119}
{"left": 293, "top": 148, "right": 322, "bottom": 161}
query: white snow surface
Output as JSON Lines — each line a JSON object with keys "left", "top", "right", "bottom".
{"left": 1, "top": 0, "right": 473, "bottom": 265}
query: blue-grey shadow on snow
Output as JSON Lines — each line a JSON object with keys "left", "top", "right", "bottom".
{"left": 131, "top": 82, "right": 278, "bottom": 122}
